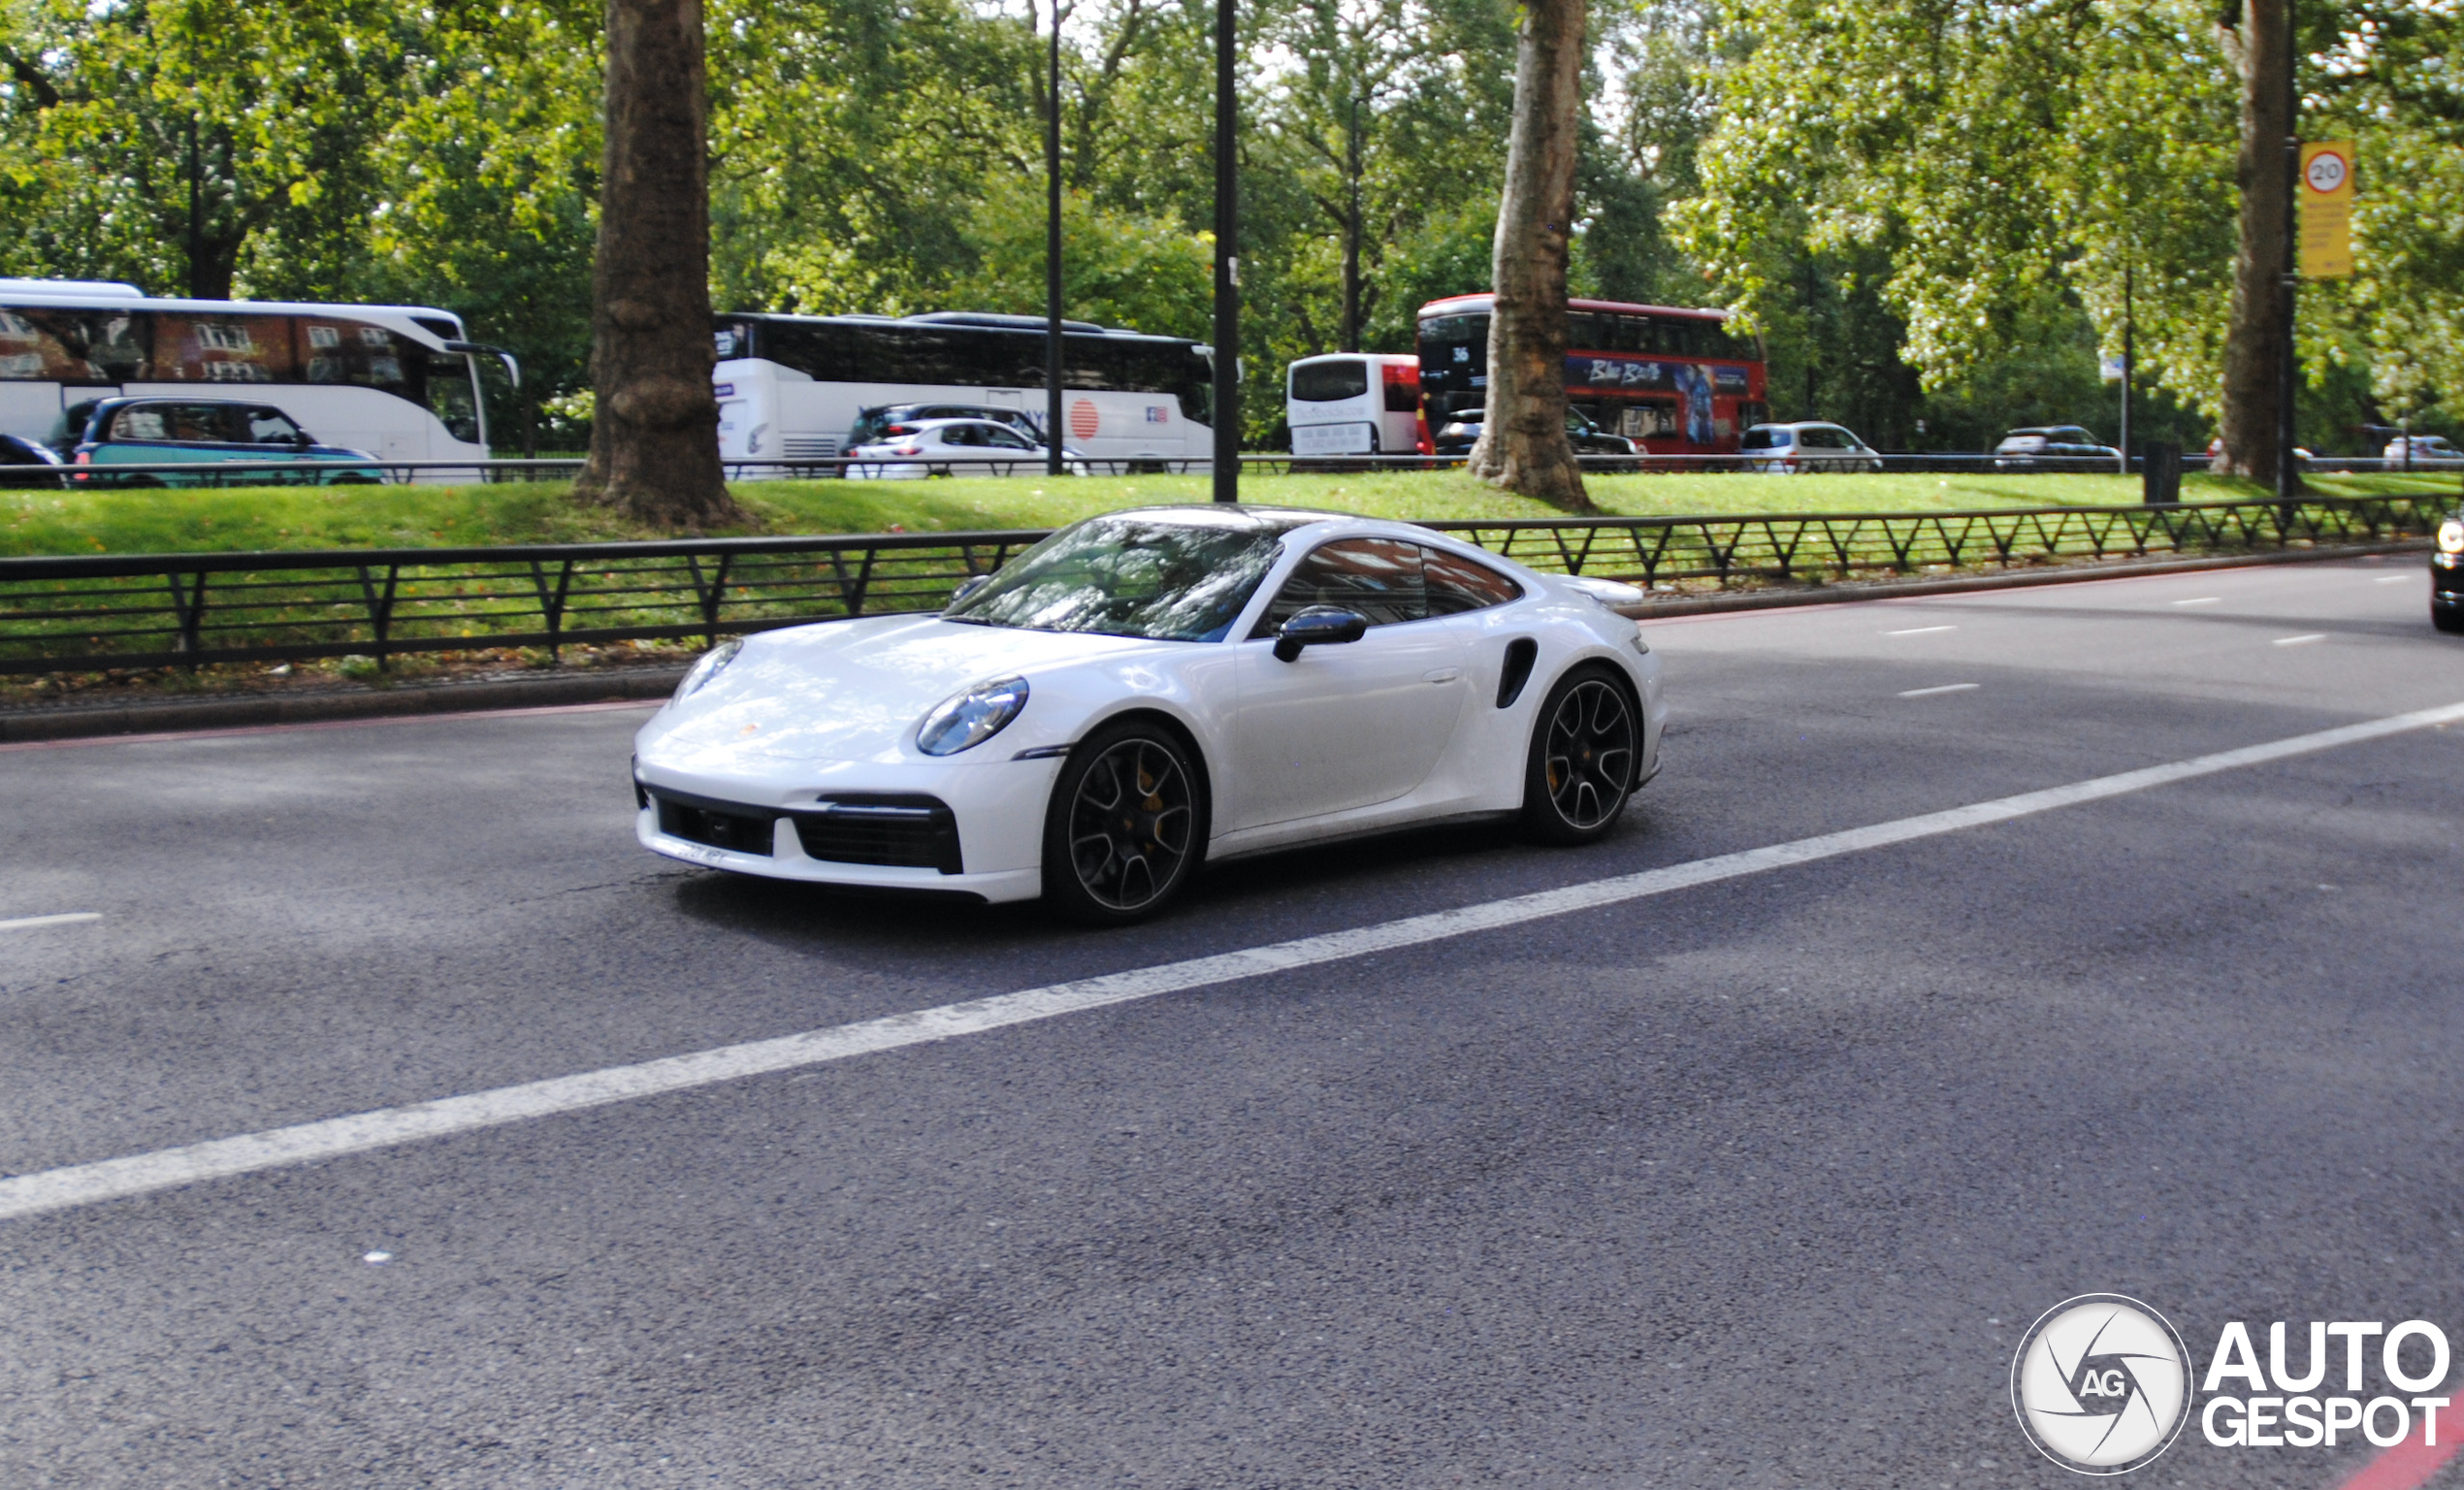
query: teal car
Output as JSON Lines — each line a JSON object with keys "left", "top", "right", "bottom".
{"left": 61, "top": 398, "right": 385, "bottom": 486}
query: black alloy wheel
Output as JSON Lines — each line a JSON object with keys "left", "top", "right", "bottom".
{"left": 1043, "top": 720, "right": 1204, "bottom": 924}
{"left": 1522, "top": 665, "right": 1639, "bottom": 844}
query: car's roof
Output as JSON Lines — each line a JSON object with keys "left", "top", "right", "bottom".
{"left": 904, "top": 417, "right": 1030, "bottom": 435}
{"left": 87, "top": 395, "right": 288, "bottom": 409}
{"left": 1749, "top": 421, "right": 1847, "bottom": 432}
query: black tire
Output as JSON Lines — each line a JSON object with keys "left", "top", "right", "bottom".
{"left": 1520, "top": 664, "right": 1640, "bottom": 845}
{"left": 1042, "top": 718, "right": 1207, "bottom": 924}
{"left": 2435, "top": 605, "right": 2464, "bottom": 635}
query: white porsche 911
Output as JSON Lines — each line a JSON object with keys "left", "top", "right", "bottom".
{"left": 632, "top": 506, "right": 1666, "bottom": 923}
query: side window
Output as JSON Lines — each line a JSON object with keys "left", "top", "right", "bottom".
{"left": 1421, "top": 545, "right": 1523, "bottom": 615}
{"left": 940, "top": 424, "right": 981, "bottom": 446}
{"left": 171, "top": 404, "right": 235, "bottom": 442}
{"left": 112, "top": 405, "right": 169, "bottom": 441}
{"left": 984, "top": 426, "right": 1033, "bottom": 450}
{"left": 248, "top": 409, "right": 303, "bottom": 444}
{"left": 1251, "top": 537, "right": 1426, "bottom": 635}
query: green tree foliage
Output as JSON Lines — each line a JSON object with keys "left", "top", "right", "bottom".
{"left": 1679, "top": 0, "right": 2463, "bottom": 444}
{"left": 1, "top": 0, "right": 2454, "bottom": 460}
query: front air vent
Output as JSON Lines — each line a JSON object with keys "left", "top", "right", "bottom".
{"left": 652, "top": 790, "right": 778, "bottom": 856}
{"left": 790, "top": 794, "right": 964, "bottom": 874}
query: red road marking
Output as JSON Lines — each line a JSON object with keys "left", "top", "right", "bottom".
{"left": 2335, "top": 1408, "right": 2461, "bottom": 1490}
{"left": 0, "top": 697, "right": 660, "bottom": 754}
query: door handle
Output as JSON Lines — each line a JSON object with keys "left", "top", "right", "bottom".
{"left": 1423, "top": 666, "right": 1462, "bottom": 684}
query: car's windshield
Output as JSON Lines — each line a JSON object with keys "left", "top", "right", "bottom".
{"left": 944, "top": 512, "right": 1297, "bottom": 642}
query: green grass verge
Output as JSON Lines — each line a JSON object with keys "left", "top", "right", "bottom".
{"left": 3, "top": 467, "right": 2451, "bottom": 558}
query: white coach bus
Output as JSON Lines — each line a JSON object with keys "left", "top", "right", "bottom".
{"left": 1284, "top": 352, "right": 1424, "bottom": 457}
{"left": 0, "top": 277, "right": 510, "bottom": 476}
{"left": 713, "top": 310, "right": 1214, "bottom": 473}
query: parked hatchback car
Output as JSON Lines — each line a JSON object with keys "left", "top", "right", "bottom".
{"left": 848, "top": 403, "right": 1046, "bottom": 451}
{"left": 1432, "top": 407, "right": 1638, "bottom": 468}
{"left": 1994, "top": 426, "right": 2122, "bottom": 470}
{"left": 59, "top": 398, "right": 383, "bottom": 486}
{"left": 0, "top": 431, "right": 65, "bottom": 489}
{"left": 1741, "top": 422, "right": 1885, "bottom": 473}
{"left": 845, "top": 418, "right": 1085, "bottom": 479}
{"left": 2383, "top": 435, "right": 2462, "bottom": 466}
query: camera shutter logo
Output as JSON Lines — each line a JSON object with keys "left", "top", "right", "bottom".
{"left": 2011, "top": 1294, "right": 2193, "bottom": 1474}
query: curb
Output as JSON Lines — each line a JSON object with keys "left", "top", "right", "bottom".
{"left": 0, "top": 537, "right": 2429, "bottom": 744}
{"left": 1612, "top": 538, "right": 2429, "bottom": 620}
{"left": 0, "top": 664, "right": 689, "bottom": 745}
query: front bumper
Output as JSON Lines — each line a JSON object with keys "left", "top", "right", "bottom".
{"left": 2434, "top": 550, "right": 2461, "bottom": 612}
{"left": 632, "top": 754, "right": 1058, "bottom": 903}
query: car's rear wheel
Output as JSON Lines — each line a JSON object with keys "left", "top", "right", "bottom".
{"left": 1521, "top": 664, "right": 1639, "bottom": 845}
{"left": 1042, "top": 719, "right": 1204, "bottom": 924}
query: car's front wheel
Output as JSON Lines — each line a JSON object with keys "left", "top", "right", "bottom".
{"left": 1042, "top": 719, "right": 1205, "bottom": 924}
{"left": 2434, "top": 604, "right": 2464, "bottom": 635}
{"left": 1521, "top": 665, "right": 1640, "bottom": 845}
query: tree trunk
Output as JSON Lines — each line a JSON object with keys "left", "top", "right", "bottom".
{"left": 573, "top": 0, "right": 741, "bottom": 529}
{"left": 1341, "top": 96, "right": 1363, "bottom": 353}
{"left": 2217, "top": 0, "right": 2291, "bottom": 488}
{"left": 1467, "top": 0, "right": 1592, "bottom": 511}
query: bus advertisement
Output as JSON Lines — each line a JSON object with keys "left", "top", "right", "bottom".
{"left": 1414, "top": 294, "right": 1767, "bottom": 456}
{"left": 0, "top": 278, "right": 504, "bottom": 477}
{"left": 713, "top": 310, "right": 1215, "bottom": 473}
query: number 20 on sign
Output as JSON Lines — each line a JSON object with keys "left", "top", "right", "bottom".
{"left": 2300, "top": 141, "right": 2355, "bottom": 278}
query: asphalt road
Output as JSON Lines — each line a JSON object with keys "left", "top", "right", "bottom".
{"left": 3, "top": 555, "right": 2460, "bottom": 1488}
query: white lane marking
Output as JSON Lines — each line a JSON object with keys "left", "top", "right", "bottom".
{"left": 2274, "top": 633, "right": 2328, "bottom": 647}
{"left": 2171, "top": 597, "right": 2221, "bottom": 606}
{"left": 7, "top": 697, "right": 2464, "bottom": 1224}
{"left": 2374, "top": 574, "right": 2413, "bottom": 584}
{"left": 1897, "top": 683, "right": 1980, "bottom": 697}
{"left": 0, "top": 912, "right": 102, "bottom": 932}
{"left": 1885, "top": 626, "right": 1957, "bottom": 636}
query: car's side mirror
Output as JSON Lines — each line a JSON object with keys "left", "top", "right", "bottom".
{"left": 1273, "top": 605, "right": 1369, "bottom": 662}
{"left": 291, "top": 433, "right": 312, "bottom": 448}
{"left": 949, "top": 573, "right": 992, "bottom": 608}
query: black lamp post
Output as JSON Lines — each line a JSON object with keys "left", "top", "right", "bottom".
{"left": 1046, "top": 0, "right": 1065, "bottom": 478}
{"left": 2277, "top": 0, "right": 2299, "bottom": 501}
{"left": 1211, "top": 0, "right": 1239, "bottom": 502}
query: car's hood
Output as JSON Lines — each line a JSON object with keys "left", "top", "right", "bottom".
{"left": 641, "top": 614, "right": 1149, "bottom": 765}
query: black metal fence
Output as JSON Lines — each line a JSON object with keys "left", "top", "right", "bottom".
{"left": 14, "top": 452, "right": 2463, "bottom": 487}
{"left": 0, "top": 495, "right": 2444, "bottom": 676}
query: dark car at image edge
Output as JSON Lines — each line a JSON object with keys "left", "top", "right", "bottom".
{"left": 2435, "top": 510, "right": 2464, "bottom": 633}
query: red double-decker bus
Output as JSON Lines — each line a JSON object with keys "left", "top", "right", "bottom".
{"left": 1414, "top": 294, "right": 1767, "bottom": 454}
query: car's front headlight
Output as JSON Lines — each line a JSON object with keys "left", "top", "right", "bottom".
{"left": 2440, "top": 519, "right": 2464, "bottom": 555}
{"left": 671, "top": 638, "right": 743, "bottom": 703}
{"left": 918, "top": 676, "right": 1029, "bottom": 756}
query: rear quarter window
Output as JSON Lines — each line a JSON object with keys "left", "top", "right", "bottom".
{"left": 1290, "top": 360, "right": 1371, "bottom": 404}
{"left": 1422, "top": 546, "right": 1523, "bottom": 614}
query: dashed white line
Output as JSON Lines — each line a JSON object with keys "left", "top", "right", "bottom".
{"left": 1885, "top": 626, "right": 1957, "bottom": 636}
{"left": 5, "top": 697, "right": 2463, "bottom": 1224}
{"left": 0, "top": 912, "right": 102, "bottom": 933}
{"left": 2273, "top": 633, "right": 2328, "bottom": 647}
{"left": 2374, "top": 574, "right": 2414, "bottom": 585}
{"left": 1897, "top": 683, "right": 1981, "bottom": 697}
{"left": 2171, "top": 597, "right": 2221, "bottom": 606}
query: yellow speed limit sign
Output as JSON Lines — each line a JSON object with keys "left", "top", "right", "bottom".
{"left": 2300, "top": 140, "right": 2355, "bottom": 277}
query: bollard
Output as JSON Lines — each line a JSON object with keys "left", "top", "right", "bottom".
{"left": 2142, "top": 440, "right": 2183, "bottom": 504}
